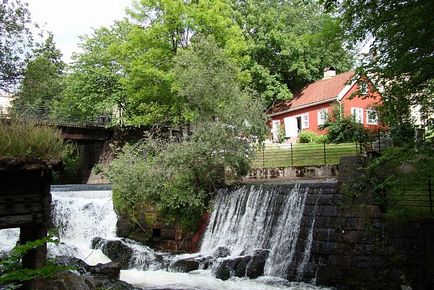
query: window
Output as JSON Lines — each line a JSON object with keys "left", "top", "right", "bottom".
{"left": 302, "top": 113, "right": 309, "bottom": 129}
{"left": 366, "top": 109, "right": 378, "bottom": 125}
{"left": 351, "top": 107, "right": 363, "bottom": 123}
{"left": 359, "top": 82, "right": 368, "bottom": 95}
{"left": 317, "top": 108, "right": 328, "bottom": 126}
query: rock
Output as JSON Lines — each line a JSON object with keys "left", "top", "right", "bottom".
{"left": 91, "top": 237, "right": 103, "bottom": 249}
{"left": 116, "top": 216, "right": 133, "bottom": 237}
{"left": 213, "top": 256, "right": 251, "bottom": 280}
{"left": 89, "top": 262, "right": 121, "bottom": 280}
{"left": 214, "top": 261, "right": 232, "bottom": 280}
{"left": 246, "top": 249, "right": 270, "bottom": 279}
{"left": 93, "top": 239, "right": 133, "bottom": 268}
{"left": 54, "top": 256, "right": 91, "bottom": 274}
{"left": 212, "top": 246, "right": 231, "bottom": 258}
{"left": 33, "top": 271, "right": 91, "bottom": 290}
{"left": 100, "top": 280, "right": 142, "bottom": 290}
{"left": 170, "top": 257, "right": 201, "bottom": 272}
{"left": 232, "top": 256, "right": 251, "bottom": 277}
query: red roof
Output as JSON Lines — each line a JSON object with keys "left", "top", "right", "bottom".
{"left": 268, "top": 71, "right": 355, "bottom": 116}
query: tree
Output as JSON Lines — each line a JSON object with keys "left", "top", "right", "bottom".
{"left": 12, "top": 33, "right": 65, "bottom": 118}
{"left": 326, "top": 0, "right": 434, "bottom": 142}
{"left": 232, "top": 0, "right": 353, "bottom": 106}
{"left": 118, "top": 0, "right": 247, "bottom": 126}
{"left": 51, "top": 21, "right": 131, "bottom": 124}
{"left": 0, "top": 0, "right": 33, "bottom": 91}
{"left": 108, "top": 37, "right": 267, "bottom": 231}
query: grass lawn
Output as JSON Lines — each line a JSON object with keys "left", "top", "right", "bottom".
{"left": 252, "top": 142, "right": 359, "bottom": 168}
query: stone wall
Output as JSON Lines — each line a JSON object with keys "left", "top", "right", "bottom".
{"left": 288, "top": 156, "right": 434, "bottom": 290}
{"left": 246, "top": 164, "right": 338, "bottom": 180}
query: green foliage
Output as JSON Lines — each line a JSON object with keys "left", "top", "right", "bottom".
{"left": 0, "top": 121, "right": 73, "bottom": 162}
{"left": 108, "top": 37, "right": 266, "bottom": 230}
{"left": 108, "top": 124, "right": 257, "bottom": 230}
{"left": 232, "top": 0, "right": 353, "bottom": 106}
{"left": 0, "top": 231, "right": 70, "bottom": 287}
{"left": 0, "top": 0, "right": 33, "bottom": 91}
{"left": 12, "top": 33, "right": 65, "bottom": 118}
{"left": 320, "top": 105, "right": 370, "bottom": 143}
{"left": 327, "top": 0, "right": 434, "bottom": 145}
{"left": 51, "top": 21, "right": 131, "bottom": 124}
{"left": 298, "top": 131, "right": 319, "bottom": 143}
{"left": 362, "top": 143, "right": 434, "bottom": 215}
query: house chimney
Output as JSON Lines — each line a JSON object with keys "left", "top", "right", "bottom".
{"left": 323, "top": 67, "right": 336, "bottom": 79}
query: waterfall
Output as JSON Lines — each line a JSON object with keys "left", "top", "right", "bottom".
{"left": 200, "top": 184, "right": 310, "bottom": 278}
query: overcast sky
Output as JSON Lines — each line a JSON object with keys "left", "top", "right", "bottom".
{"left": 27, "top": 0, "right": 132, "bottom": 63}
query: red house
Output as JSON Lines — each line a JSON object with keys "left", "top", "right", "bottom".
{"left": 267, "top": 68, "right": 382, "bottom": 142}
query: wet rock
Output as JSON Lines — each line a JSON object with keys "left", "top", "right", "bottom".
{"left": 54, "top": 255, "right": 91, "bottom": 274}
{"left": 91, "top": 237, "right": 103, "bottom": 249}
{"left": 213, "top": 256, "right": 251, "bottom": 280}
{"left": 93, "top": 239, "right": 133, "bottom": 269}
{"left": 170, "top": 257, "right": 200, "bottom": 272}
{"left": 89, "top": 262, "right": 121, "bottom": 280}
{"left": 33, "top": 271, "right": 91, "bottom": 290}
{"left": 246, "top": 249, "right": 270, "bottom": 278}
{"left": 116, "top": 216, "right": 133, "bottom": 237}
{"left": 100, "top": 280, "right": 142, "bottom": 290}
{"left": 212, "top": 246, "right": 231, "bottom": 258}
{"left": 214, "top": 260, "right": 232, "bottom": 280}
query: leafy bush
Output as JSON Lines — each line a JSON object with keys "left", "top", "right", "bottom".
{"left": 298, "top": 131, "right": 318, "bottom": 143}
{"left": 0, "top": 231, "right": 70, "bottom": 288}
{"left": 0, "top": 121, "right": 72, "bottom": 161}
{"left": 319, "top": 106, "right": 370, "bottom": 143}
{"left": 107, "top": 122, "right": 257, "bottom": 231}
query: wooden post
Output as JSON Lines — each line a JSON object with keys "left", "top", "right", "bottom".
{"left": 290, "top": 143, "right": 294, "bottom": 166}
{"left": 323, "top": 141, "right": 327, "bottom": 165}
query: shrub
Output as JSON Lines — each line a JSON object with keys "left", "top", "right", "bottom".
{"left": 107, "top": 122, "right": 256, "bottom": 231}
{"left": 298, "top": 131, "right": 318, "bottom": 143}
{"left": 0, "top": 121, "right": 72, "bottom": 161}
{"left": 319, "top": 106, "right": 370, "bottom": 143}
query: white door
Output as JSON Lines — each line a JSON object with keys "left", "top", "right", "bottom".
{"left": 284, "top": 117, "right": 298, "bottom": 137}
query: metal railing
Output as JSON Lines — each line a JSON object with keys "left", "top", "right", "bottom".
{"left": 252, "top": 142, "right": 359, "bottom": 168}
{"left": 384, "top": 177, "right": 433, "bottom": 214}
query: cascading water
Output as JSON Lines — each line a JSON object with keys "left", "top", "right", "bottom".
{"left": 0, "top": 183, "right": 333, "bottom": 290}
{"left": 201, "top": 184, "right": 310, "bottom": 278}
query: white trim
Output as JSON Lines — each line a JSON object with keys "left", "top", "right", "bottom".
{"left": 351, "top": 107, "right": 364, "bottom": 124}
{"left": 268, "top": 98, "right": 336, "bottom": 117}
{"left": 302, "top": 113, "right": 309, "bottom": 129}
{"left": 366, "top": 109, "right": 378, "bottom": 125}
{"left": 317, "top": 108, "right": 328, "bottom": 126}
{"left": 337, "top": 80, "right": 357, "bottom": 101}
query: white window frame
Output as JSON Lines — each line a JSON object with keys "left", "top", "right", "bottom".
{"left": 366, "top": 109, "right": 378, "bottom": 125}
{"left": 301, "top": 113, "right": 309, "bottom": 129}
{"left": 317, "top": 108, "right": 328, "bottom": 126}
{"left": 351, "top": 107, "right": 364, "bottom": 124}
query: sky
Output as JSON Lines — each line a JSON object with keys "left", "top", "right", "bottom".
{"left": 26, "top": 0, "right": 132, "bottom": 63}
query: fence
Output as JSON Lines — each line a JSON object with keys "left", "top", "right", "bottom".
{"left": 384, "top": 177, "right": 433, "bottom": 214}
{"left": 252, "top": 142, "right": 360, "bottom": 168}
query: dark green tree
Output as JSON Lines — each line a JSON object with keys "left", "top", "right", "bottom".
{"left": 0, "top": 0, "right": 33, "bottom": 91}
{"left": 325, "top": 0, "right": 434, "bottom": 143}
{"left": 51, "top": 21, "right": 131, "bottom": 124}
{"left": 12, "top": 33, "right": 65, "bottom": 118}
{"left": 232, "top": 0, "right": 353, "bottom": 106}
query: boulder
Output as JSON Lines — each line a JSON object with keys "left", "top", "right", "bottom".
{"left": 246, "top": 249, "right": 270, "bottom": 279}
{"left": 88, "top": 262, "right": 121, "bottom": 280}
{"left": 54, "top": 255, "right": 91, "bottom": 274}
{"left": 32, "top": 271, "right": 91, "bottom": 290}
{"left": 93, "top": 239, "right": 133, "bottom": 268}
{"left": 170, "top": 257, "right": 200, "bottom": 273}
{"left": 213, "top": 256, "right": 251, "bottom": 280}
{"left": 212, "top": 246, "right": 231, "bottom": 259}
